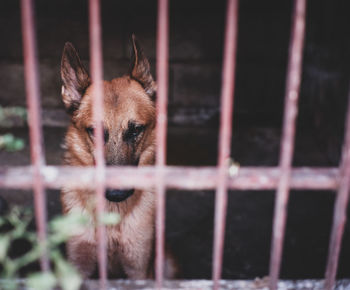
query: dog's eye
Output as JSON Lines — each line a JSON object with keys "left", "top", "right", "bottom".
{"left": 104, "top": 129, "right": 109, "bottom": 143}
{"left": 85, "top": 127, "right": 109, "bottom": 144}
{"left": 124, "top": 123, "right": 146, "bottom": 142}
{"left": 132, "top": 124, "right": 145, "bottom": 136}
{"left": 86, "top": 127, "right": 94, "bottom": 138}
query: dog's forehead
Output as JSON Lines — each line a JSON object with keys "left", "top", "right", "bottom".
{"left": 81, "top": 77, "right": 155, "bottom": 126}
{"left": 107, "top": 77, "right": 147, "bottom": 103}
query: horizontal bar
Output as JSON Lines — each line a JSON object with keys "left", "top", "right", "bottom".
{"left": 0, "top": 166, "right": 338, "bottom": 190}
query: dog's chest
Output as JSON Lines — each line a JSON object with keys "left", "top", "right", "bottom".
{"left": 106, "top": 213, "right": 150, "bottom": 248}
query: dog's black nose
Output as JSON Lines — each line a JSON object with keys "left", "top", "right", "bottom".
{"left": 105, "top": 188, "right": 134, "bottom": 202}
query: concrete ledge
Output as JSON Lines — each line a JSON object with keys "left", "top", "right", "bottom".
{"left": 2, "top": 279, "right": 350, "bottom": 290}
{"left": 81, "top": 279, "right": 350, "bottom": 290}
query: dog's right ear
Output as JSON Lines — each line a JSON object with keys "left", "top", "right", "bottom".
{"left": 61, "top": 42, "right": 90, "bottom": 114}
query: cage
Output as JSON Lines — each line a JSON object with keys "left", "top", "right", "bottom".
{"left": 0, "top": 0, "right": 350, "bottom": 289}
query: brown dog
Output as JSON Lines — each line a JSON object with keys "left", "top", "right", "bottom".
{"left": 60, "top": 37, "right": 163, "bottom": 279}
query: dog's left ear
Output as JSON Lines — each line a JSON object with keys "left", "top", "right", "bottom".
{"left": 130, "top": 35, "right": 156, "bottom": 98}
{"left": 61, "top": 42, "right": 91, "bottom": 114}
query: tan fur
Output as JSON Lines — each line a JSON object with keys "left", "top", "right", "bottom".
{"left": 60, "top": 39, "right": 176, "bottom": 279}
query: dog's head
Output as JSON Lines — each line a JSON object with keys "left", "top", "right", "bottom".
{"left": 61, "top": 36, "right": 156, "bottom": 202}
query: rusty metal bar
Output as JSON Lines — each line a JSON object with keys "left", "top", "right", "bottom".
{"left": 269, "top": 1, "right": 306, "bottom": 289}
{"left": 155, "top": 0, "right": 169, "bottom": 286}
{"left": 212, "top": 0, "right": 239, "bottom": 289}
{"left": 89, "top": 0, "right": 107, "bottom": 286}
{"left": 20, "top": 0, "right": 49, "bottom": 272}
{"left": 324, "top": 83, "right": 350, "bottom": 289}
{"left": 0, "top": 166, "right": 340, "bottom": 191}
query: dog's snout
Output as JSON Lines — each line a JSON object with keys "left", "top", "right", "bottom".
{"left": 105, "top": 188, "right": 134, "bottom": 202}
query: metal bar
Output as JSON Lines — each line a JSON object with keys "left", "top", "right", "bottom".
{"left": 155, "top": 0, "right": 169, "bottom": 287}
{"left": 324, "top": 83, "right": 350, "bottom": 289}
{"left": 212, "top": 0, "right": 239, "bottom": 289}
{"left": 20, "top": 0, "right": 49, "bottom": 272}
{"left": 0, "top": 166, "right": 340, "bottom": 191}
{"left": 268, "top": 1, "right": 306, "bottom": 289}
{"left": 89, "top": 0, "right": 107, "bottom": 287}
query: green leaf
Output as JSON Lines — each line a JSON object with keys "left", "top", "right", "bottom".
{"left": 99, "top": 212, "right": 120, "bottom": 225}
{"left": 50, "top": 211, "right": 89, "bottom": 240}
{"left": 27, "top": 272, "right": 56, "bottom": 290}
{"left": 14, "top": 244, "right": 42, "bottom": 270}
{"left": 0, "top": 134, "right": 14, "bottom": 147}
{"left": 0, "top": 279, "right": 18, "bottom": 290}
{"left": 0, "top": 134, "right": 25, "bottom": 152}
{"left": 56, "top": 258, "right": 82, "bottom": 290}
{"left": 0, "top": 236, "right": 10, "bottom": 261}
{"left": 8, "top": 138, "right": 25, "bottom": 152}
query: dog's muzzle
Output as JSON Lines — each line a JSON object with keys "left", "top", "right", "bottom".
{"left": 105, "top": 188, "right": 134, "bottom": 202}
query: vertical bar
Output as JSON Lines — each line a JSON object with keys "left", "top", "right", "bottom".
{"left": 155, "top": 0, "right": 169, "bottom": 287}
{"left": 268, "top": 1, "right": 306, "bottom": 289}
{"left": 212, "top": 0, "right": 239, "bottom": 289}
{"left": 20, "top": 0, "right": 49, "bottom": 271}
{"left": 89, "top": 0, "right": 107, "bottom": 287}
{"left": 324, "top": 84, "right": 350, "bottom": 289}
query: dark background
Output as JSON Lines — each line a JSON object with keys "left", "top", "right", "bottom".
{"left": 0, "top": 0, "right": 350, "bottom": 280}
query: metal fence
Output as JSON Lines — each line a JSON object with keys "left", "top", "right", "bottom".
{"left": 0, "top": 0, "right": 349, "bottom": 289}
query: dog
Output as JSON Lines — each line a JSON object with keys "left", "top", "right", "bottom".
{"left": 60, "top": 36, "right": 174, "bottom": 279}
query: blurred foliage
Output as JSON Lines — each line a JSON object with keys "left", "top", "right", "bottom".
{"left": 0, "top": 207, "right": 120, "bottom": 290}
{"left": 0, "top": 106, "right": 26, "bottom": 152}
{"left": 0, "top": 106, "right": 27, "bottom": 128}
{"left": 0, "top": 134, "right": 25, "bottom": 152}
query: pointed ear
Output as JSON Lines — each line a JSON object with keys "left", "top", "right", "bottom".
{"left": 61, "top": 42, "right": 90, "bottom": 114}
{"left": 130, "top": 35, "right": 156, "bottom": 98}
